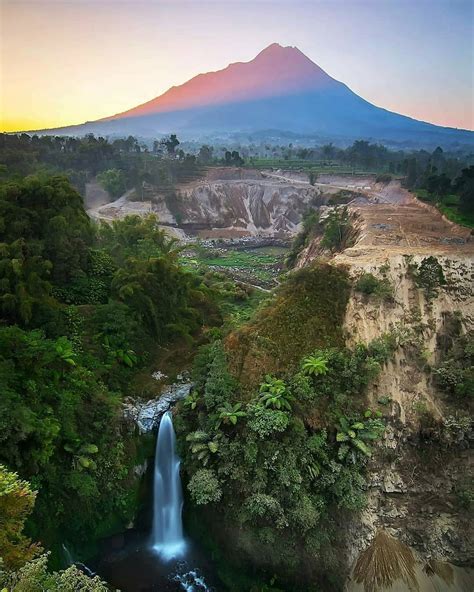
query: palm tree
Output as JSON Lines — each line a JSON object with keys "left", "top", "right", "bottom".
{"left": 302, "top": 354, "right": 329, "bottom": 376}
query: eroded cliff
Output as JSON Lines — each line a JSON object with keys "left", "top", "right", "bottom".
{"left": 297, "top": 191, "right": 474, "bottom": 591}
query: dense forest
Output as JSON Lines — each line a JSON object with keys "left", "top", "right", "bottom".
{"left": 0, "top": 172, "right": 230, "bottom": 587}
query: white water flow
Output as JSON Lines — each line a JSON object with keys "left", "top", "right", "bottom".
{"left": 62, "top": 544, "right": 96, "bottom": 577}
{"left": 152, "top": 410, "right": 186, "bottom": 560}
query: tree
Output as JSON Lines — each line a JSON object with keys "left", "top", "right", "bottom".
{"left": 425, "top": 172, "right": 451, "bottom": 197}
{"left": 97, "top": 168, "right": 126, "bottom": 198}
{"left": 198, "top": 145, "right": 213, "bottom": 164}
{"left": 455, "top": 166, "right": 474, "bottom": 214}
{"left": 405, "top": 158, "right": 418, "bottom": 188}
{"left": 321, "top": 143, "right": 336, "bottom": 160}
{"left": 0, "top": 240, "right": 53, "bottom": 325}
{"left": 224, "top": 150, "right": 244, "bottom": 166}
{"left": 0, "top": 465, "right": 40, "bottom": 570}
{"left": 0, "top": 176, "right": 93, "bottom": 287}
{"left": 161, "top": 134, "right": 180, "bottom": 156}
{"left": 98, "top": 214, "right": 179, "bottom": 265}
{"left": 321, "top": 207, "right": 353, "bottom": 252}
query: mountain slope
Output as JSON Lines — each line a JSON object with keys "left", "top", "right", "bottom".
{"left": 38, "top": 44, "right": 473, "bottom": 145}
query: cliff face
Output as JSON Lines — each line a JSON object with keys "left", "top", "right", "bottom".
{"left": 297, "top": 193, "right": 474, "bottom": 591}
{"left": 90, "top": 167, "right": 324, "bottom": 236}
{"left": 343, "top": 255, "right": 473, "bottom": 591}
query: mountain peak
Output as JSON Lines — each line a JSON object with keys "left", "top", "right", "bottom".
{"left": 255, "top": 42, "right": 318, "bottom": 65}
{"left": 104, "top": 43, "right": 338, "bottom": 121}
{"left": 257, "top": 42, "right": 291, "bottom": 55}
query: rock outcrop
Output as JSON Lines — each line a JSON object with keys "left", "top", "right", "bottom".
{"left": 294, "top": 189, "right": 474, "bottom": 591}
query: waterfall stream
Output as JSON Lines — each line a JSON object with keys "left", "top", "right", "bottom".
{"left": 95, "top": 406, "right": 215, "bottom": 591}
{"left": 152, "top": 410, "right": 186, "bottom": 560}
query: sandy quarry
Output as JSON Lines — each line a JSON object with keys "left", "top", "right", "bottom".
{"left": 86, "top": 168, "right": 473, "bottom": 259}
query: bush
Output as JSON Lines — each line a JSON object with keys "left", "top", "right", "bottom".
{"left": 247, "top": 404, "right": 289, "bottom": 438}
{"left": 187, "top": 469, "right": 222, "bottom": 505}
{"left": 412, "top": 256, "right": 446, "bottom": 300}
{"left": 355, "top": 273, "right": 393, "bottom": 301}
{"left": 321, "top": 207, "right": 353, "bottom": 252}
{"left": 0, "top": 553, "right": 109, "bottom": 591}
{"left": 434, "top": 330, "right": 473, "bottom": 399}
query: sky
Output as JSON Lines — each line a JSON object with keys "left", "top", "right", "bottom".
{"left": 1, "top": 0, "right": 473, "bottom": 132}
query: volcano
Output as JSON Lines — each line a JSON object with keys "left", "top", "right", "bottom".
{"left": 39, "top": 44, "right": 473, "bottom": 145}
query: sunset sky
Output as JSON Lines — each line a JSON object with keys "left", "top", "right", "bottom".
{"left": 1, "top": 0, "right": 473, "bottom": 133}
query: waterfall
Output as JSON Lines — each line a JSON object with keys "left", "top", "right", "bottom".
{"left": 152, "top": 410, "right": 186, "bottom": 560}
{"left": 62, "top": 544, "right": 96, "bottom": 577}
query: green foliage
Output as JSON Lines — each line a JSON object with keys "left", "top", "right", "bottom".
{"left": 0, "top": 553, "right": 109, "bottom": 591}
{"left": 454, "top": 477, "right": 474, "bottom": 510}
{"left": 98, "top": 214, "right": 180, "bottom": 265}
{"left": 286, "top": 209, "right": 320, "bottom": 268}
{"left": 246, "top": 404, "right": 289, "bottom": 439}
{"left": 0, "top": 465, "right": 39, "bottom": 570}
{"left": 178, "top": 333, "right": 391, "bottom": 584}
{"left": 0, "top": 175, "right": 218, "bottom": 562}
{"left": 259, "top": 376, "right": 293, "bottom": 411}
{"left": 186, "top": 430, "right": 222, "bottom": 466}
{"left": 187, "top": 469, "right": 222, "bottom": 505}
{"left": 183, "top": 391, "right": 200, "bottom": 411}
{"left": 321, "top": 207, "right": 353, "bottom": 252}
{"left": 336, "top": 414, "right": 385, "bottom": 463}
{"left": 192, "top": 341, "right": 238, "bottom": 411}
{"left": 301, "top": 354, "right": 329, "bottom": 376}
{"left": 0, "top": 239, "right": 54, "bottom": 326}
{"left": 186, "top": 431, "right": 221, "bottom": 467}
{"left": 411, "top": 256, "right": 446, "bottom": 300}
{"left": 97, "top": 168, "right": 126, "bottom": 198}
{"left": 434, "top": 330, "right": 473, "bottom": 399}
{"left": 0, "top": 175, "right": 93, "bottom": 289}
{"left": 355, "top": 273, "right": 393, "bottom": 301}
{"left": 226, "top": 263, "right": 351, "bottom": 387}
{"left": 215, "top": 402, "right": 247, "bottom": 428}
{"left": 455, "top": 166, "right": 474, "bottom": 215}
{"left": 0, "top": 325, "right": 138, "bottom": 548}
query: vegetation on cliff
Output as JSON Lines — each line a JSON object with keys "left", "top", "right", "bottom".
{"left": 175, "top": 264, "right": 399, "bottom": 590}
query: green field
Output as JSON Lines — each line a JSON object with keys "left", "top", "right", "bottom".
{"left": 180, "top": 244, "right": 289, "bottom": 287}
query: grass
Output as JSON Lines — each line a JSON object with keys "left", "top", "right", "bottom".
{"left": 225, "top": 262, "right": 351, "bottom": 388}
{"left": 180, "top": 245, "right": 289, "bottom": 287}
{"left": 416, "top": 190, "right": 474, "bottom": 229}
